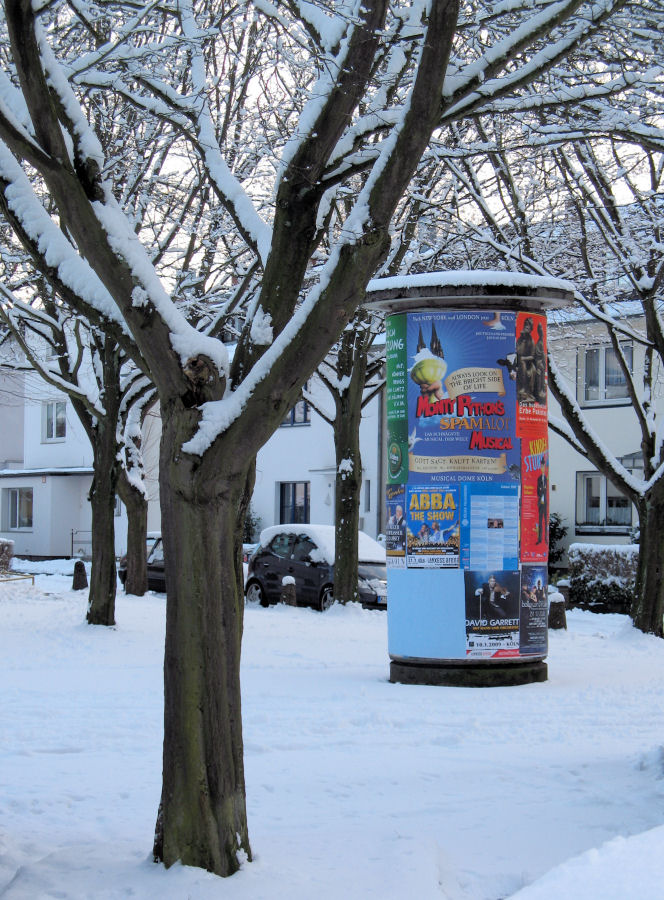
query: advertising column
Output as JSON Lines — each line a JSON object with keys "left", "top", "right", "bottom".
{"left": 385, "top": 308, "right": 549, "bottom": 675}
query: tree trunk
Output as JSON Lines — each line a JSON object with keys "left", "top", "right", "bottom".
{"left": 333, "top": 345, "right": 367, "bottom": 606}
{"left": 117, "top": 472, "right": 148, "bottom": 596}
{"left": 86, "top": 418, "right": 119, "bottom": 626}
{"left": 631, "top": 487, "right": 664, "bottom": 636}
{"left": 153, "top": 405, "right": 251, "bottom": 874}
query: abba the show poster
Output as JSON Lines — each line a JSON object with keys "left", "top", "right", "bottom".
{"left": 385, "top": 309, "right": 549, "bottom": 661}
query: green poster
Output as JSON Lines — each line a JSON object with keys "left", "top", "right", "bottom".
{"left": 386, "top": 314, "right": 408, "bottom": 484}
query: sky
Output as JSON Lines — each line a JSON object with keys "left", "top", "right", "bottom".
{"left": 2, "top": 560, "right": 664, "bottom": 899}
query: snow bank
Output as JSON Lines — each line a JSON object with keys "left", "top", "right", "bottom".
{"left": 2, "top": 566, "right": 664, "bottom": 900}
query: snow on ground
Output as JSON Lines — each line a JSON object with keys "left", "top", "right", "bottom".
{"left": 2, "top": 561, "right": 664, "bottom": 899}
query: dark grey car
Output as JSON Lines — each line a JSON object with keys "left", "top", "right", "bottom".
{"left": 118, "top": 536, "right": 166, "bottom": 592}
{"left": 245, "top": 525, "right": 387, "bottom": 611}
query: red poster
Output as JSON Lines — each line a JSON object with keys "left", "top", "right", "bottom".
{"left": 521, "top": 431, "right": 549, "bottom": 562}
{"left": 515, "top": 312, "right": 547, "bottom": 437}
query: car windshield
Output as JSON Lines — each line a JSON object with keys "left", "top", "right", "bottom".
{"left": 358, "top": 563, "right": 386, "bottom": 581}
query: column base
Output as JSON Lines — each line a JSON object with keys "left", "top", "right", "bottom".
{"left": 390, "top": 658, "right": 547, "bottom": 687}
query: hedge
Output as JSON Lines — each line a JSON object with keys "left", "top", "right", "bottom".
{"left": 568, "top": 542, "right": 638, "bottom": 615}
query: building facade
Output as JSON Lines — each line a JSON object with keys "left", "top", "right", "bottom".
{"left": 1, "top": 312, "right": 655, "bottom": 562}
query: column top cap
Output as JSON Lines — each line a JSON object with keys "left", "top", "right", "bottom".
{"left": 365, "top": 270, "right": 575, "bottom": 313}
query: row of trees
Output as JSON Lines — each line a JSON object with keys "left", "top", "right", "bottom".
{"left": 0, "top": 0, "right": 661, "bottom": 880}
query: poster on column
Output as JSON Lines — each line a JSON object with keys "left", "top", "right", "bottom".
{"left": 404, "top": 484, "right": 460, "bottom": 568}
{"left": 459, "top": 482, "right": 519, "bottom": 570}
{"left": 384, "top": 308, "right": 546, "bottom": 662}
{"left": 464, "top": 569, "right": 521, "bottom": 658}
{"left": 405, "top": 311, "right": 520, "bottom": 484}
{"left": 521, "top": 432, "right": 549, "bottom": 562}
{"left": 515, "top": 312, "right": 548, "bottom": 436}
{"left": 385, "top": 484, "right": 406, "bottom": 568}
{"left": 519, "top": 564, "right": 548, "bottom": 656}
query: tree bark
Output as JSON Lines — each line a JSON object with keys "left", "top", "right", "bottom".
{"left": 631, "top": 487, "right": 664, "bottom": 637}
{"left": 333, "top": 335, "right": 368, "bottom": 606}
{"left": 153, "top": 402, "right": 251, "bottom": 874}
{"left": 86, "top": 416, "right": 119, "bottom": 626}
{"left": 117, "top": 471, "right": 148, "bottom": 596}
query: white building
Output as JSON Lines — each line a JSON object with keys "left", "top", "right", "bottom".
{"left": 547, "top": 309, "right": 652, "bottom": 557}
{"left": 0, "top": 367, "right": 96, "bottom": 557}
{"left": 0, "top": 311, "right": 654, "bottom": 563}
{"left": 251, "top": 380, "right": 384, "bottom": 539}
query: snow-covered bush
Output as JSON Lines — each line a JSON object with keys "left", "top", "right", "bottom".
{"left": 0, "top": 539, "right": 13, "bottom": 573}
{"left": 568, "top": 543, "right": 638, "bottom": 615}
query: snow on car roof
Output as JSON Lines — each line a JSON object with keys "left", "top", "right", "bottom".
{"left": 258, "top": 524, "right": 386, "bottom": 565}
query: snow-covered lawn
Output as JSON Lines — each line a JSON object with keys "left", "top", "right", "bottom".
{"left": 2, "top": 561, "right": 664, "bottom": 899}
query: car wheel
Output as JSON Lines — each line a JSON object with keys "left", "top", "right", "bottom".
{"left": 318, "top": 585, "right": 334, "bottom": 612}
{"left": 246, "top": 579, "right": 268, "bottom": 607}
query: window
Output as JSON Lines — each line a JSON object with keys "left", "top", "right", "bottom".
{"left": 114, "top": 495, "right": 122, "bottom": 517}
{"left": 580, "top": 343, "right": 632, "bottom": 405}
{"left": 575, "top": 456, "right": 641, "bottom": 533}
{"left": 279, "top": 482, "right": 310, "bottom": 524}
{"left": 8, "top": 488, "right": 33, "bottom": 530}
{"left": 268, "top": 533, "right": 295, "bottom": 558}
{"left": 364, "top": 479, "right": 371, "bottom": 513}
{"left": 281, "top": 384, "right": 311, "bottom": 426}
{"left": 43, "top": 399, "right": 67, "bottom": 440}
{"left": 291, "top": 535, "right": 317, "bottom": 562}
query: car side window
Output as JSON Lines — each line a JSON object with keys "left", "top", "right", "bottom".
{"left": 148, "top": 540, "right": 164, "bottom": 564}
{"left": 292, "top": 536, "right": 317, "bottom": 562}
{"left": 268, "top": 534, "right": 295, "bottom": 559}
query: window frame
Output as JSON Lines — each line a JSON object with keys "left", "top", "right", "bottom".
{"left": 279, "top": 481, "right": 310, "bottom": 524}
{"left": 578, "top": 342, "right": 633, "bottom": 407}
{"left": 7, "top": 487, "right": 33, "bottom": 531}
{"left": 280, "top": 383, "right": 311, "bottom": 427}
{"left": 42, "top": 399, "right": 67, "bottom": 442}
{"left": 575, "top": 461, "right": 640, "bottom": 535}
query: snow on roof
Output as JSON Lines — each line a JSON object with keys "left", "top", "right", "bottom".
{"left": 258, "top": 524, "right": 386, "bottom": 565}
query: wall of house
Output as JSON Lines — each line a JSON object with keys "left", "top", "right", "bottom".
{"left": 0, "top": 370, "right": 25, "bottom": 468}
{"left": 140, "top": 381, "right": 384, "bottom": 542}
{"left": 546, "top": 312, "right": 662, "bottom": 565}
{"left": 251, "top": 383, "right": 383, "bottom": 540}
{"left": 0, "top": 472, "right": 94, "bottom": 558}
{"left": 49, "top": 474, "right": 94, "bottom": 558}
{"left": 23, "top": 382, "right": 93, "bottom": 470}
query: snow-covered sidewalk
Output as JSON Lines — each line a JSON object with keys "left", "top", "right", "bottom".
{"left": 1, "top": 562, "right": 664, "bottom": 899}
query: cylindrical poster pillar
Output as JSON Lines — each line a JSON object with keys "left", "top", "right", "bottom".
{"left": 366, "top": 272, "right": 574, "bottom": 687}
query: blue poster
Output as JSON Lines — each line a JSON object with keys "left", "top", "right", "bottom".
{"left": 404, "top": 484, "right": 460, "bottom": 568}
{"left": 459, "top": 482, "right": 520, "bottom": 570}
{"left": 405, "top": 310, "right": 519, "bottom": 484}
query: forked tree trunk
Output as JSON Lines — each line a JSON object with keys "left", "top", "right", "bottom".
{"left": 333, "top": 344, "right": 367, "bottom": 606}
{"left": 631, "top": 487, "right": 664, "bottom": 637}
{"left": 86, "top": 418, "right": 119, "bottom": 626}
{"left": 117, "top": 472, "right": 148, "bottom": 596}
{"left": 153, "top": 406, "right": 251, "bottom": 874}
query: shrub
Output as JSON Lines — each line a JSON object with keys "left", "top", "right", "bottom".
{"left": 568, "top": 543, "right": 638, "bottom": 614}
{"left": 548, "top": 513, "right": 568, "bottom": 578}
{"left": 243, "top": 504, "right": 262, "bottom": 543}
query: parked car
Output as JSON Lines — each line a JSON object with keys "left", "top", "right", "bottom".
{"left": 118, "top": 535, "right": 165, "bottom": 592}
{"left": 120, "top": 536, "right": 259, "bottom": 593}
{"left": 243, "top": 542, "right": 259, "bottom": 563}
{"left": 245, "top": 524, "right": 387, "bottom": 611}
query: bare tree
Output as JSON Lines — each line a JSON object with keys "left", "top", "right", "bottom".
{"left": 306, "top": 310, "right": 384, "bottom": 606}
{"left": 396, "top": 123, "right": 664, "bottom": 632}
{"left": 0, "top": 282, "right": 154, "bottom": 613}
{"left": 0, "top": 0, "right": 645, "bottom": 876}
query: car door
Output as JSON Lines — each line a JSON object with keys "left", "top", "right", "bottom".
{"left": 146, "top": 538, "right": 166, "bottom": 592}
{"left": 290, "top": 534, "right": 323, "bottom": 607}
{"left": 258, "top": 533, "right": 295, "bottom": 603}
